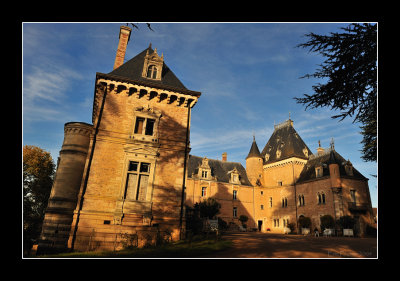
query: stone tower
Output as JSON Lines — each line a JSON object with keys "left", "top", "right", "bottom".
{"left": 65, "top": 26, "right": 201, "bottom": 252}
{"left": 245, "top": 136, "right": 263, "bottom": 186}
{"left": 37, "top": 122, "right": 93, "bottom": 254}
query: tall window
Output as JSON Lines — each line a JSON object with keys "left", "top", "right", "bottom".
{"left": 201, "top": 170, "right": 208, "bottom": 178}
{"left": 125, "top": 161, "right": 150, "bottom": 201}
{"left": 233, "top": 190, "right": 237, "bottom": 200}
{"left": 201, "top": 187, "right": 207, "bottom": 197}
{"left": 269, "top": 197, "right": 273, "bottom": 208}
{"left": 298, "top": 194, "right": 305, "bottom": 206}
{"left": 233, "top": 207, "right": 237, "bottom": 218}
{"left": 146, "top": 65, "right": 158, "bottom": 79}
{"left": 282, "top": 197, "right": 288, "bottom": 208}
{"left": 134, "top": 117, "right": 155, "bottom": 136}
{"left": 350, "top": 190, "right": 356, "bottom": 203}
{"left": 318, "top": 192, "right": 326, "bottom": 204}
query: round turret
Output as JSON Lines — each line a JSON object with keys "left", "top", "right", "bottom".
{"left": 38, "top": 122, "right": 93, "bottom": 254}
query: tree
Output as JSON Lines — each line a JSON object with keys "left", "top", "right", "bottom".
{"left": 197, "top": 198, "right": 221, "bottom": 219}
{"left": 295, "top": 23, "right": 377, "bottom": 162}
{"left": 23, "top": 145, "right": 55, "bottom": 253}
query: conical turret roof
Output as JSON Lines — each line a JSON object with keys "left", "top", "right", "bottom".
{"left": 246, "top": 136, "right": 261, "bottom": 159}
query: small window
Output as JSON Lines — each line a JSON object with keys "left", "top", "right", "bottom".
{"left": 260, "top": 191, "right": 263, "bottom": 195}
{"left": 261, "top": 205, "right": 264, "bottom": 210}
{"left": 233, "top": 207, "right": 237, "bottom": 218}
{"left": 299, "top": 195, "right": 305, "bottom": 206}
{"left": 350, "top": 190, "right": 356, "bottom": 203}
{"left": 134, "top": 117, "right": 156, "bottom": 136}
{"left": 269, "top": 197, "right": 273, "bottom": 208}
{"left": 201, "top": 187, "right": 207, "bottom": 197}
{"left": 202, "top": 170, "right": 208, "bottom": 178}
{"left": 322, "top": 193, "right": 326, "bottom": 204}
{"left": 103, "top": 220, "right": 111, "bottom": 225}
{"left": 233, "top": 190, "right": 237, "bottom": 200}
{"left": 278, "top": 181, "right": 282, "bottom": 186}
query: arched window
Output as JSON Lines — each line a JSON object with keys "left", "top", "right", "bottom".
{"left": 146, "top": 65, "right": 157, "bottom": 79}
{"left": 322, "top": 193, "right": 326, "bottom": 204}
{"left": 317, "top": 193, "right": 322, "bottom": 204}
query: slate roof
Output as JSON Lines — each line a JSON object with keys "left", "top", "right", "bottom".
{"left": 261, "top": 120, "right": 313, "bottom": 164}
{"left": 246, "top": 137, "right": 261, "bottom": 159}
{"left": 296, "top": 149, "right": 368, "bottom": 183}
{"left": 97, "top": 46, "right": 201, "bottom": 97}
{"left": 187, "top": 155, "right": 252, "bottom": 186}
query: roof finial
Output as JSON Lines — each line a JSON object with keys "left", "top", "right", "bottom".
{"left": 330, "top": 137, "right": 335, "bottom": 150}
{"left": 148, "top": 42, "right": 152, "bottom": 49}
{"left": 253, "top": 131, "right": 255, "bottom": 141}
{"left": 318, "top": 140, "right": 321, "bottom": 147}
{"left": 289, "top": 111, "right": 291, "bottom": 120}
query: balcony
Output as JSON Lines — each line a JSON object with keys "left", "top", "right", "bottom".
{"left": 348, "top": 202, "right": 369, "bottom": 212}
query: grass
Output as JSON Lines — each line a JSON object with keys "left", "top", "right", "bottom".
{"left": 34, "top": 237, "right": 233, "bottom": 258}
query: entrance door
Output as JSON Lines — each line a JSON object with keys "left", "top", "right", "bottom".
{"left": 258, "top": 220, "right": 263, "bottom": 231}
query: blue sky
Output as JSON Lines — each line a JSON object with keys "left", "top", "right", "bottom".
{"left": 22, "top": 22, "right": 377, "bottom": 207}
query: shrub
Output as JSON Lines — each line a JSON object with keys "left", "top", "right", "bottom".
{"left": 287, "top": 223, "right": 296, "bottom": 233}
{"left": 337, "top": 216, "right": 356, "bottom": 229}
{"left": 298, "top": 216, "right": 311, "bottom": 229}
{"left": 239, "top": 215, "right": 248, "bottom": 226}
{"left": 320, "top": 215, "right": 335, "bottom": 231}
{"left": 365, "top": 225, "right": 377, "bottom": 237}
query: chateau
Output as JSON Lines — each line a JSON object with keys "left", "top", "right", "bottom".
{"left": 37, "top": 26, "right": 374, "bottom": 254}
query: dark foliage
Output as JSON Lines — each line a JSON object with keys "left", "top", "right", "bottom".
{"left": 296, "top": 23, "right": 377, "bottom": 162}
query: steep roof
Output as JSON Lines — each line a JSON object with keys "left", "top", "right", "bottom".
{"left": 296, "top": 149, "right": 368, "bottom": 183}
{"left": 187, "top": 155, "right": 252, "bottom": 186}
{"left": 246, "top": 137, "right": 261, "bottom": 159}
{"left": 103, "top": 46, "right": 200, "bottom": 96}
{"left": 261, "top": 120, "right": 313, "bottom": 164}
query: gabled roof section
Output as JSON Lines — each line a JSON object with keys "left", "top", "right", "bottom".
{"left": 296, "top": 149, "right": 368, "bottom": 183}
{"left": 246, "top": 136, "right": 261, "bottom": 159}
{"left": 261, "top": 120, "right": 313, "bottom": 164}
{"left": 105, "top": 45, "right": 200, "bottom": 96}
{"left": 187, "top": 155, "right": 252, "bottom": 186}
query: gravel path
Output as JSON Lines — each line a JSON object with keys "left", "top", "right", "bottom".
{"left": 195, "top": 232, "right": 377, "bottom": 258}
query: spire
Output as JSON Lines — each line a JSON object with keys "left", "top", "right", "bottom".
{"left": 246, "top": 136, "right": 261, "bottom": 159}
{"left": 328, "top": 148, "right": 338, "bottom": 164}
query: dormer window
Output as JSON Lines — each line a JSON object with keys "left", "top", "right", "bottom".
{"left": 229, "top": 167, "right": 240, "bottom": 184}
{"left": 344, "top": 160, "right": 354, "bottom": 176}
{"left": 142, "top": 46, "right": 163, "bottom": 81}
{"left": 198, "top": 157, "right": 211, "bottom": 180}
{"left": 315, "top": 165, "right": 323, "bottom": 178}
{"left": 146, "top": 65, "right": 158, "bottom": 79}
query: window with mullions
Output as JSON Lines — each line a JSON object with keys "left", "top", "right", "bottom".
{"left": 134, "top": 117, "right": 155, "bottom": 136}
{"left": 146, "top": 65, "right": 158, "bottom": 79}
{"left": 125, "top": 161, "right": 151, "bottom": 201}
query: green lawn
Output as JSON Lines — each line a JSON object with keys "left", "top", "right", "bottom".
{"left": 34, "top": 238, "right": 233, "bottom": 258}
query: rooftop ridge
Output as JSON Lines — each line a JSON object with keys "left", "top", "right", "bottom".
{"left": 274, "top": 119, "right": 293, "bottom": 130}
{"left": 308, "top": 147, "right": 333, "bottom": 160}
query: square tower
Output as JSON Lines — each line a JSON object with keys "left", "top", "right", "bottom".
{"left": 68, "top": 27, "right": 201, "bottom": 251}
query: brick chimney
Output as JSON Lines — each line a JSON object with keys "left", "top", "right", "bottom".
{"left": 222, "top": 152, "right": 227, "bottom": 162}
{"left": 113, "top": 25, "right": 132, "bottom": 70}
